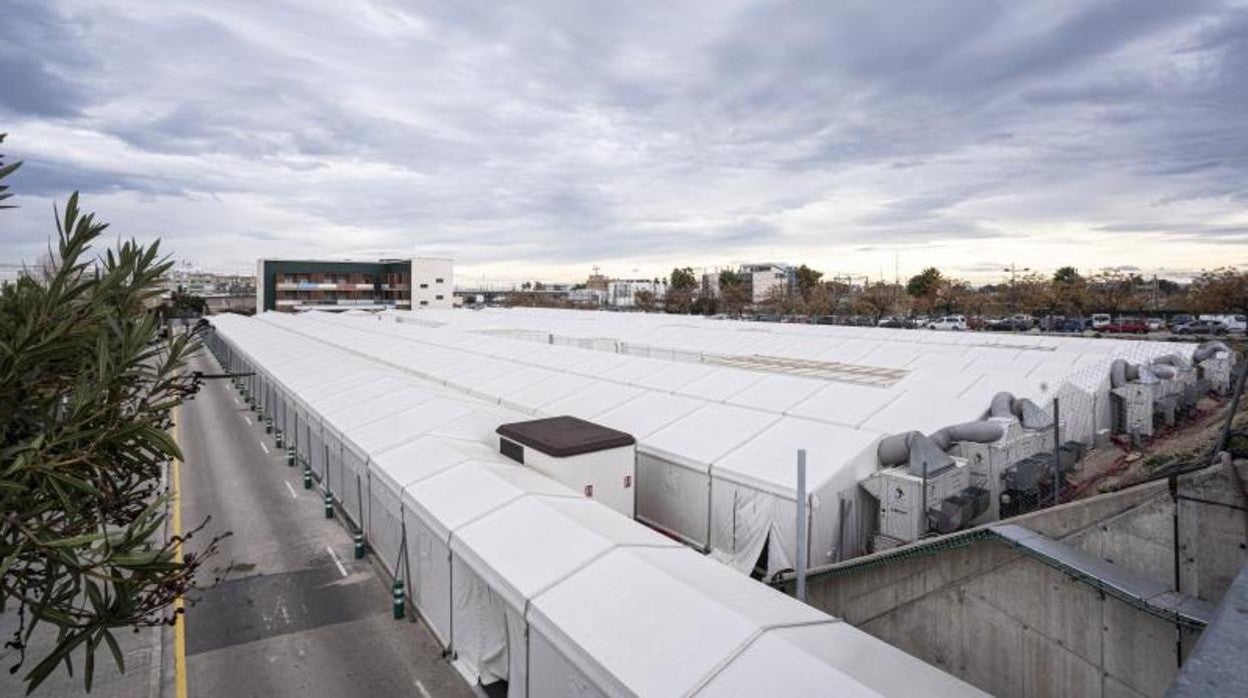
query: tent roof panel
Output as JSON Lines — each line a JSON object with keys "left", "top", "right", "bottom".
{"left": 591, "top": 392, "right": 706, "bottom": 441}
{"left": 644, "top": 403, "right": 781, "bottom": 471}
{"left": 451, "top": 497, "right": 675, "bottom": 611}
{"left": 347, "top": 397, "right": 479, "bottom": 455}
{"left": 714, "top": 417, "right": 882, "bottom": 496}
{"left": 402, "top": 461, "right": 577, "bottom": 542}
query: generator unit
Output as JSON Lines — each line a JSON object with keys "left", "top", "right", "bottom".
{"left": 952, "top": 417, "right": 1053, "bottom": 523}
{"left": 861, "top": 457, "right": 978, "bottom": 546}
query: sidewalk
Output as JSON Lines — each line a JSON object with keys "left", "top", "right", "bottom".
{"left": 0, "top": 616, "right": 164, "bottom": 698}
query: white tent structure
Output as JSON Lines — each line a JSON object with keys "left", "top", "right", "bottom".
{"left": 252, "top": 310, "right": 1200, "bottom": 575}
{"left": 206, "top": 314, "right": 984, "bottom": 697}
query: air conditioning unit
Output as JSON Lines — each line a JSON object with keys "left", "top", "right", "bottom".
{"left": 861, "top": 457, "right": 970, "bottom": 544}
{"left": 1199, "top": 355, "right": 1233, "bottom": 395}
{"left": 1111, "top": 382, "right": 1156, "bottom": 437}
{"left": 496, "top": 416, "right": 637, "bottom": 517}
{"left": 953, "top": 417, "right": 1052, "bottom": 523}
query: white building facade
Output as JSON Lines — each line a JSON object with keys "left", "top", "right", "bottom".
{"left": 411, "top": 257, "right": 455, "bottom": 309}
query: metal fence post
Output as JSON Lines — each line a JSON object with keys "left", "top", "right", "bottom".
{"left": 1053, "top": 398, "right": 1061, "bottom": 507}
{"left": 796, "top": 449, "right": 808, "bottom": 603}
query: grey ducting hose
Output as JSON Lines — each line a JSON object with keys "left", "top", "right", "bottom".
{"left": 988, "top": 391, "right": 1055, "bottom": 430}
{"left": 1193, "top": 340, "right": 1231, "bottom": 364}
{"left": 1150, "top": 364, "right": 1178, "bottom": 380}
{"left": 929, "top": 420, "right": 1006, "bottom": 451}
{"left": 878, "top": 431, "right": 923, "bottom": 467}
{"left": 1151, "top": 354, "right": 1185, "bottom": 368}
{"left": 877, "top": 431, "right": 956, "bottom": 476}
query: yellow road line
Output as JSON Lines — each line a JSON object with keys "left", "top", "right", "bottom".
{"left": 172, "top": 404, "right": 188, "bottom": 698}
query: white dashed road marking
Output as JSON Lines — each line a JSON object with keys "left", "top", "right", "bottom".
{"left": 284, "top": 481, "right": 298, "bottom": 499}
{"left": 326, "top": 546, "right": 348, "bottom": 578}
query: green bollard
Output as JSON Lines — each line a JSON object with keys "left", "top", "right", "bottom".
{"left": 392, "top": 579, "right": 405, "bottom": 620}
{"left": 264, "top": 417, "right": 273, "bottom": 434}
{"left": 354, "top": 532, "right": 365, "bottom": 559}
{"left": 323, "top": 491, "right": 334, "bottom": 518}
{"left": 275, "top": 430, "right": 284, "bottom": 448}
{"left": 286, "top": 447, "right": 296, "bottom": 467}
{"left": 303, "top": 466, "right": 313, "bottom": 489}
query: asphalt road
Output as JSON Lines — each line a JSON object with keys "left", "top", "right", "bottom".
{"left": 177, "top": 350, "right": 473, "bottom": 698}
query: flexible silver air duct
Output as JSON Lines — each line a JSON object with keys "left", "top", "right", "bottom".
{"left": 877, "top": 431, "right": 955, "bottom": 476}
{"left": 1193, "top": 340, "right": 1231, "bottom": 364}
{"left": 929, "top": 420, "right": 1006, "bottom": 452}
{"left": 988, "top": 391, "right": 1055, "bottom": 430}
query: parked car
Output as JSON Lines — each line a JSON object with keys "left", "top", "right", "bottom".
{"left": 1053, "top": 318, "right": 1085, "bottom": 333}
{"left": 1102, "top": 319, "right": 1149, "bottom": 334}
{"left": 877, "top": 316, "right": 915, "bottom": 329}
{"left": 1169, "top": 314, "right": 1194, "bottom": 330}
{"left": 1199, "top": 314, "right": 1247, "bottom": 333}
{"left": 1145, "top": 318, "right": 1165, "bottom": 332}
{"left": 928, "top": 315, "right": 967, "bottom": 331}
{"left": 1090, "top": 313, "right": 1112, "bottom": 329}
{"left": 985, "top": 317, "right": 1028, "bottom": 331}
{"left": 1176, "top": 319, "right": 1229, "bottom": 335}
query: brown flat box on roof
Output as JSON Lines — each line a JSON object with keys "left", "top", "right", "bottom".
{"left": 496, "top": 416, "right": 636, "bottom": 458}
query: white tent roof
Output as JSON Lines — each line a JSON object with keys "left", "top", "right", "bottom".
{"left": 643, "top": 403, "right": 780, "bottom": 472}
{"left": 402, "top": 460, "right": 578, "bottom": 543}
{"left": 537, "top": 381, "right": 645, "bottom": 418}
{"left": 591, "top": 391, "right": 706, "bottom": 440}
{"left": 527, "top": 546, "right": 829, "bottom": 697}
{"left": 346, "top": 397, "right": 479, "bottom": 455}
{"left": 714, "top": 417, "right": 883, "bottom": 497}
{"left": 450, "top": 496, "right": 677, "bottom": 612}
{"left": 369, "top": 436, "right": 498, "bottom": 497}
{"left": 698, "top": 621, "right": 983, "bottom": 697}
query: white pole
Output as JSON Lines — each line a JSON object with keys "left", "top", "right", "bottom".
{"left": 796, "top": 449, "right": 808, "bottom": 603}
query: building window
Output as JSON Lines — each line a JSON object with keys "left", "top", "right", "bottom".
{"left": 420, "top": 300, "right": 428, "bottom": 306}
{"left": 436, "top": 295, "right": 443, "bottom": 300}
{"left": 435, "top": 278, "right": 444, "bottom": 283}
{"left": 420, "top": 283, "right": 428, "bottom": 289}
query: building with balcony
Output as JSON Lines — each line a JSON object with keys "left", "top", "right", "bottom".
{"left": 256, "top": 257, "right": 454, "bottom": 313}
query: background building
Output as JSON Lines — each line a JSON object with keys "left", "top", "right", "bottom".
{"left": 256, "top": 257, "right": 454, "bottom": 313}
{"left": 607, "top": 278, "right": 666, "bottom": 308}
{"left": 739, "top": 262, "right": 794, "bottom": 303}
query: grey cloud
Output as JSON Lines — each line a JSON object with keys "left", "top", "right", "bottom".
{"left": 1, "top": 0, "right": 1247, "bottom": 276}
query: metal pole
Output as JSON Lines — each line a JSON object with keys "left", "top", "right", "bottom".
{"left": 1053, "top": 398, "right": 1061, "bottom": 507}
{"left": 796, "top": 449, "right": 808, "bottom": 603}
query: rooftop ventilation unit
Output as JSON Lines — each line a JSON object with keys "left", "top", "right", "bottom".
{"left": 496, "top": 416, "right": 637, "bottom": 517}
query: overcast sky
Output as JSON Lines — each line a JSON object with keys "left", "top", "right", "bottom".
{"left": 2, "top": 0, "right": 1247, "bottom": 283}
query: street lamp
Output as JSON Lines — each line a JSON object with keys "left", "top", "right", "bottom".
{"left": 1003, "top": 263, "right": 1031, "bottom": 329}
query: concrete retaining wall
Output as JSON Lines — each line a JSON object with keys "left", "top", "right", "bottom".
{"left": 801, "top": 462, "right": 1248, "bottom": 698}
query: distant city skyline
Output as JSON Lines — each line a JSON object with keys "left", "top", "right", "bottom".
{"left": 2, "top": 1, "right": 1246, "bottom": 283}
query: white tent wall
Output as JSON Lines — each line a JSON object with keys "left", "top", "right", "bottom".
{"left": 635, "top": 451, "right": 711, "bottom": 547}
{"left": 526, "top": 625, "right": 611, "bottom": 698}
{"left": 449, "top": 557, "right": 511, "bottom": 687}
